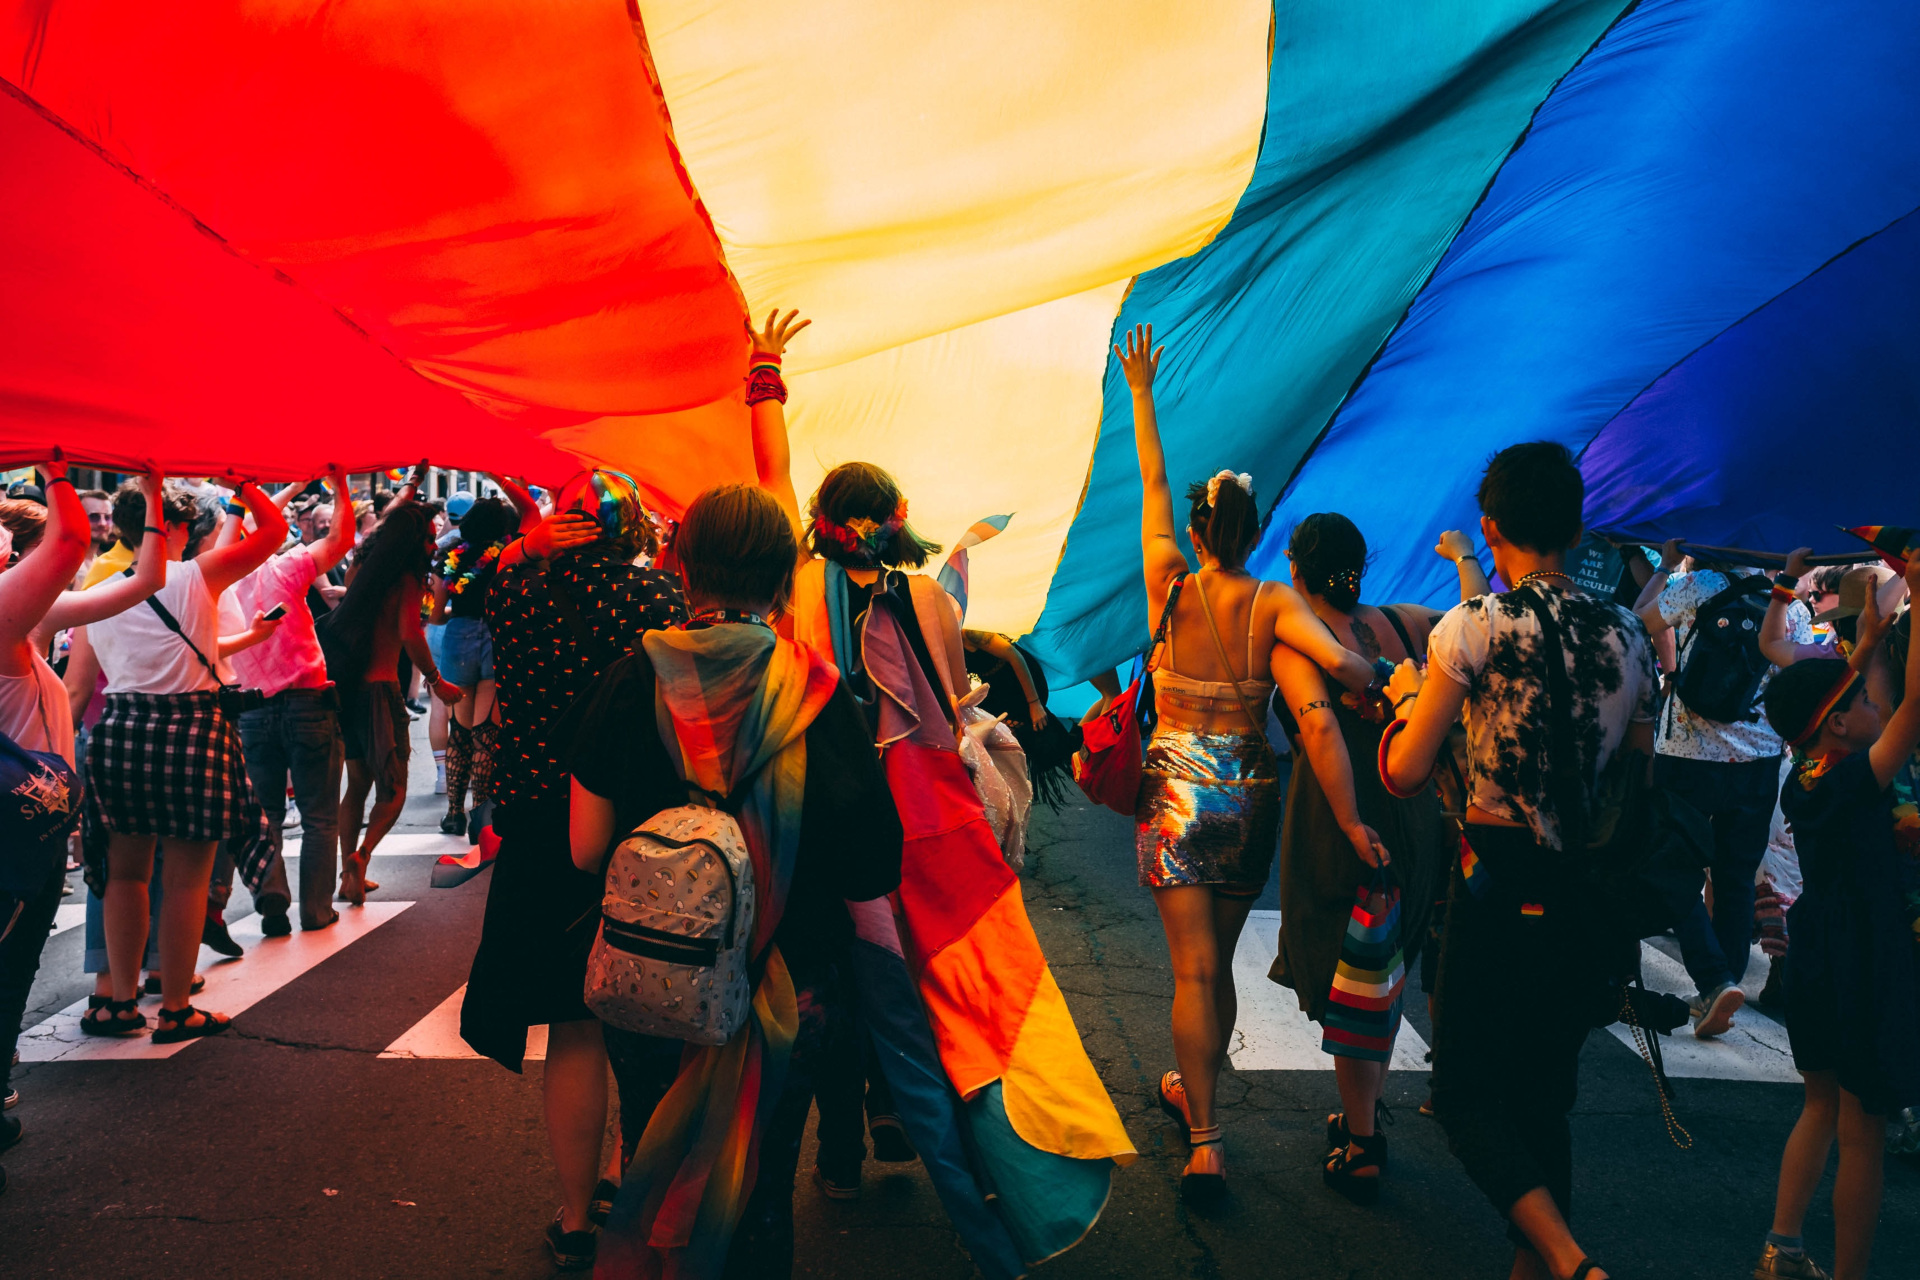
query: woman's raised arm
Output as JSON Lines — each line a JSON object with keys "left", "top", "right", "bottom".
{"left": 40, "top": 471, "right": 170, "bottom": 633}
{"left": 1119, "top": 323, "right": 1187, "bottom": 601}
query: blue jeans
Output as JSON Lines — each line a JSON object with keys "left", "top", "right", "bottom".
{"left": 228, "top": 689, "right": 344, "bottom": 925}
{"left": 1654, "top": 753, "right": 1782, "bottom": 995}
{"left": 2, "top": 863, "right": 69, "bottom": 1089}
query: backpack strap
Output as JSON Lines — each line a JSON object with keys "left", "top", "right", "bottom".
{"left": 1144, "top": 573, "right": 1186, "bottom": 674}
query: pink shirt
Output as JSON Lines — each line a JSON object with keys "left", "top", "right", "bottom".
{"left": 231, "top": 546, "right": 328, "bottom": 697}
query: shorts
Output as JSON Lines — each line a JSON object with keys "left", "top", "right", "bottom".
{"left": 440, "top": 616, "right": 495, "bottom": 687}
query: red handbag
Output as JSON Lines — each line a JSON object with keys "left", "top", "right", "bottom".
{"left": 1073, "top": 576, "right": 1184, "bottom": 816}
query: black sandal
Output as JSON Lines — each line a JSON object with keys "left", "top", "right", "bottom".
{"left": 1323, "top": 1128, "right": 1386, "bottom": 1206}
{"left": 1569, "top": 1262, "right": 1600, "bottom": 1280}
{"left": 78, "top": 997, "right": 146, "bottom": 1037}
{"left": 150, "top": 1005, "right": 230, "bottom": 1045}
{"left": 588, "top": 1177, "right": 619, "bottom": 1227}
{"left": 143, "top": 974, "right": 206, "bottom": 997}
{"left": 1324, "top": 1100, "right": 1392, "bottom": 1167}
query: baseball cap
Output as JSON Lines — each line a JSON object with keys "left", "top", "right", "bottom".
{"left": 6, "top": 481, "right": 45, "bottom": 504}
{"left": 445, "top": 490, "right": 477, "bottom": 521}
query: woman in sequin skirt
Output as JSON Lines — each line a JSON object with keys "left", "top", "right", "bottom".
{"left": 1117, "top": 324, "right": 1379, "bottom": 1198}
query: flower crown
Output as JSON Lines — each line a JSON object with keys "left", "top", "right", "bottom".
{"left": 1205, "top": 470, "right": 1253, "bottom": 507}
{"left": 812, "top": 499, "right": 909, "bottom": 567}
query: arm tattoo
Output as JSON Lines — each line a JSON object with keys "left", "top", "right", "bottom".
{"left": 1297, "top": 700, "right": 1333, "bottom": 718}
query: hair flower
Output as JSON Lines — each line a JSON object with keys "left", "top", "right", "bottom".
{"left": 1205, "top": 470, "right": 1253, "bottom": 507}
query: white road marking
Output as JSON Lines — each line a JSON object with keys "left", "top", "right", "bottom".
{"left": 282, "top": 832, "right": 472, "bottom": 859}
{"left": 51, "top": 904, "right": 86, "bottom": 936}
{"left": 19, "top": 901, "right": 413, "bottom": 1062}
{"left": 1607, "top": 940, "right": 1797, "bottom": 1083}
{"left": 379, "top": 983, "right": 547, "bottom": 1061}
{"left": 1230, "top": 910, "right": 1431, "bottom": 1072}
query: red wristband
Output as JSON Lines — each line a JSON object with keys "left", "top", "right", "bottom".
{"left": 1377, "top": 717, "right": 1426, "bottom": 800}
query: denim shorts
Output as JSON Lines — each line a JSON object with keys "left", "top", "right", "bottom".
{"left": 439, "top": 616, "right": 495, "bottom": 686}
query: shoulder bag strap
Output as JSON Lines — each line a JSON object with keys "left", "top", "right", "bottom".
{"left": 134, "top": 571, "right": 226, "bottom": 687}
{"left": 1143, "top": 573, "right": 1186, "bottom": 674}
{"left": 1191, "top": 572, "right": 1271, "bottom": 749}
{"left": 1515, "top": 587, "right": 1589, "bottom": 851}
{"left": 1377, "top": 603, "right": 1421, "bottom": 662}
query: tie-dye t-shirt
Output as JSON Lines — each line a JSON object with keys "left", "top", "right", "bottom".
{"left": 1427, "top": 583, "right": 1659, "bottom": 850}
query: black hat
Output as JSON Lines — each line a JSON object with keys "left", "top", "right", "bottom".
{"left": 6, "top": 481, "right": 45, "bottom": 504}
{"left": 1763, "top": 658, "right": 1861, "bottom": 748}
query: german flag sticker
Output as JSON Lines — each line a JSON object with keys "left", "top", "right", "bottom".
{"left": 1520, "top": 903, "right": 1545, "bottom": 918}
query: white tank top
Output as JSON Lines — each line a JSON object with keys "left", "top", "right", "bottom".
{"left": 0, "top": 654, "right": 74, "bottom": 766}
{"left": 92, "top": 559, "right": 223, "bottom": 695}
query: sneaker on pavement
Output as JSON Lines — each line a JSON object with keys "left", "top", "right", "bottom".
{"left": 1693, "top": 982, "right": 1745, "bottom": 1038}
{"left": 260, "top": 911, "right": 293, "bottom": 938}
{"left": 813, "top": 1163, "right": 861, "bottom": 1201}
{"left": 869, "top": 1114, "right": 917, "bottom": 1164}
{"left": 1752, "top": 1243, "right": 1831, "bottom": 1279}
{"left": 201, "top": 915, "right": 244, "bottom": 958}
{"left": 545, "top": 1210, "right": 597, "bottom": 1271}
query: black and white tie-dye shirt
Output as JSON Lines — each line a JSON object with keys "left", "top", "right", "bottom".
{"left": 1427, "top": 583, "right": 1659, "bottom": 850}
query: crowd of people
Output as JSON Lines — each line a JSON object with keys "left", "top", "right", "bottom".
{"left": 0, "top": 313, "right": 1913, "bottom": 1280}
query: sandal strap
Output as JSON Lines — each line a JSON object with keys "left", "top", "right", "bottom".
{"left": 1188, "top": 1125, "right": 1223, "bottom": 1146}
{"left": 1570, "top": 1262, "right": 1597, "bottom": 1280}
{"left": 157, "top": 1004, "right": 201, "bottom": 1025}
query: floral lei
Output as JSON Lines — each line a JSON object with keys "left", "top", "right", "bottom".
{"left": 440, "top": 539, "right": 504, "bottom": 596}
{"left": 812, "top": 499, "right": 908, "bottom": 567}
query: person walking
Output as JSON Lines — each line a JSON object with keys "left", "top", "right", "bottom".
{"left": 1384, "top": 441, "right": 1658, "bottom": 1280}
{"left": 1116, "top": 323, "right": 1377, "bottom": 1197}
{"left": 1270, "top": 512, "right": 1446, "bottom": 1204}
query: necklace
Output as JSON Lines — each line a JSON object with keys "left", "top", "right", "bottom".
{"left": 1513, "top": 569, "right": 1574, "bottom": 590}
{"left": 689, "top": 607, "right": 770, "bottom": 629}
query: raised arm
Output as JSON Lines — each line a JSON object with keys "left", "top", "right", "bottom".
{"left": 1634, "top": 538, "right": 1685, "bottom": 636}
{"left": 1435, "top": 529, "right": 1491, "bottom": 600}
{"left": 966, "top": 629, "right": 1050, "bottom": 729}
{"left": 1117, "top": 324, "right": 1188, "bottom": 602}
{"left": 1868, "top": 554, "right": 1920, "bottom": 787}
{"left": 487, "top": 472, "right": 544, "bottom": 534}
{"left": 307, "top": 466, "right": 358, "bottom": 576}
{"left": 1382, "top": 659, "right": 1473, "bottom": 798}
{"left": 0, "top": 456, "right": 91, "bottom": 661}
{"left": 747, "top": 308, "right": 812, "bottom": 550}
{"left": 391, "top": 459, "right": 428, "bottom": 508}
{"left": 1272, "top": 642, "right": 1388, "bottom": 866}
{"left": 40, "top": 471, "right": 169, "bottom": 633}
{"left": 1760, "top": 548, "right": 1836, "bottom": 667}
{"left": 198, "top": 480, "right": 287, "bottom": 597}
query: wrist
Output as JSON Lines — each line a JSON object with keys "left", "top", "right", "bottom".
{"left": 46, "top": 475, "right": 73, "bottom": 488}
{"left": 143, "top": 525, "right": 165, "bottom": 537}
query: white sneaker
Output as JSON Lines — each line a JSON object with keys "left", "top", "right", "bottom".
{"left": 434, "top": 762, "right": 447, "bottom": 795}
{"left": 1692, "top": 983, "right": 1744, "bottom": 1038}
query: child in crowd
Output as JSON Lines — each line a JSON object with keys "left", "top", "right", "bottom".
{"left": 1751, "top": 550, "right": 1920, "bottom": 1280}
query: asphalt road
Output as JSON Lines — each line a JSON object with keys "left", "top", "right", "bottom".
{"left": 4, "top": 718, "right": 1915, "bottom": 1279}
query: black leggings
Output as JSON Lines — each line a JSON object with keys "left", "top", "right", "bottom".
{"left": 1431, "top": 826, "right": 1592, "bottom": 1245}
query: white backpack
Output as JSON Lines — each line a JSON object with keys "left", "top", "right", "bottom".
{"left": 584, "top": 801, "right": 757, "bottom": 1045}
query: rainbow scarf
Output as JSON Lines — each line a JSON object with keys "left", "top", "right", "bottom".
{"left": 597, "top": 624, "right": 838, "bottom": 1280}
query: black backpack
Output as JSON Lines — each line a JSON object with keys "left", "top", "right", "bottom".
{"left": 1673, "top": 575, "right": 1772, "bottom": 724}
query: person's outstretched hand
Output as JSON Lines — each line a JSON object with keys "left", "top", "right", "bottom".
{"left": 524, "top": 510, "right": 599, "bottom": 561}
{"left": 42, "top": 450, "right": 68, "bottom": 484}
{"left": 1784, "top": 546, "right": 1814, "bottom": 581}
{"left": 138, "top": 469, "right": 164, "bottom": 511}
{"left": 1114, "top": 323, "right": 1161, "bottom": 394}
{"left": 752, "top": 308, "right": 811, "bottom": 360}
{"left": 1658, "top": 537, "right": 1686, "bottom": 572}
{"left": 1435, "top": 530, "right": 1475, "bottom": 563}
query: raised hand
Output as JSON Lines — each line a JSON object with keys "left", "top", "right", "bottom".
{"left": 1435, "top": 529, "right": 1475, "bottom": 562}
{"left": 1784, "top": 546, "right": 1814, "bottom": 581}
{"left": 42, "top": 450, "right": 68, "bottom": 484}
{"left": 524, "top": 510, "right": 600, "bottom": 561}
{"left": 751, "top": 308, "right": 812, "bottom": 359}
{"left": 1658, "top": 537, "right": 1686, "bottom": 572}
{"left": 1856, "top": 572, "right": 1892, "bottom": 655}
{"left": 1113, "top": 323, "right": 1161, "bottom": 394}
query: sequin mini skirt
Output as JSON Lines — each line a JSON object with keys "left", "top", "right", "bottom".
{"left": 1136, "top": 726, "right": 1280, "bottom": 896}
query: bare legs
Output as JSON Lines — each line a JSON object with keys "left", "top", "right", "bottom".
{"left": 1507, "top": 1187, "right": 1609, "bottom": 1279}
{"left": 546, "top": 1019, "right": 610, "bottom": 1235}
{"left": 1331, "top": 1055, "right": 1389, "bottom": 1175}
{"left": 1771, "top": 1072, "right": 1838, "bottom": 1246}
{"left": 102, "top": 834, "right": 222, "bottom": 1023}
{"left": 1153, "top": 886, "right": 1256, "bottom": 1171}
{"left": 338, "top": 760, "right": 404, "bottom": 901}
{"left": 1832, "top": 1084, "right": 1885, "bottom": 1280}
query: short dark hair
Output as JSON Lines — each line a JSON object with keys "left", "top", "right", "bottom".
{"left": 455, "top": 497, "right": 517, "bottom": 551}
{"left": 1476, "top": 441, "right": 1584, "bottom": 554}
{"left": 807, "top": 462, "right": 940, "bottom": 569}
{"left": 677, "top": 484, "right": 797, "bottom": 613}
{"left": 1184, "top": 475, "right": 1261, "bottom": 570}
{"left": 110, "top": 479, "right": 199, "bottom": 546}
{"left": 77, "top": 489, "right": 111, "bottom": 505}
{"left": 1763, "top": 657, "right": 1863, "bottom": 745}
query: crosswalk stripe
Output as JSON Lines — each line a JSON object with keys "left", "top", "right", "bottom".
{"left": 1607, "top": 941, "right": 1797, "bottom": 1083}
{"left": 19, "top": 901, "right": 413, "bottom": 1062}
{"left": 1230, "top": 910, "right": 1431, "bottom": 1072}
{"left": 52, "top": 904, "right": 86, "bottom": 936}
{"left": 281, "top": 832, "right": 474, "bottom": 858}
{"left": 379, "top": 983, "right": 548, "bottom": 1060}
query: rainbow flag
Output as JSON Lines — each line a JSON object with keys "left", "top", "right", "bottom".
{"left": 936, "top": 514, "right": 1013, "bottom": 620}
{"left": 1842, "top": 524, "right": 1915, "bottom": 572}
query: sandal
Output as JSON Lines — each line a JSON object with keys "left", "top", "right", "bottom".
{"left": 339, "top": 855, "right": 367, "bottom": 908}
{"left": 151, "top": 1005, "right": 230, "bottom": 1045}
{"left": 1156, "top": 1070, "right": 1192, "bottom": 1140}
{"left": 78, "top": 996, "right": 146, "bottom": 1038}
{"left": 1181, "top": 1125, "right": 1226, "bottom": 1202}
{"left": 143, "top": 974, "right": 206, "bottom": 997}
{"left": 1323, "top": 1128, "right": 1386, "bottom": 1206}
{"left": 1325, "top": 1100, "right": 1392, "bottom": 1166}
{"left": 588, "top": 1177, "right": 619, "bottom": 1227}
{"left": 1569, "top": 1262, "right": 1601, "bottom": 1280}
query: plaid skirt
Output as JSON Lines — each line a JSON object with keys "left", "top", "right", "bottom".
{"left": 82, "top": 690, "right": 272, "bottom": 896}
